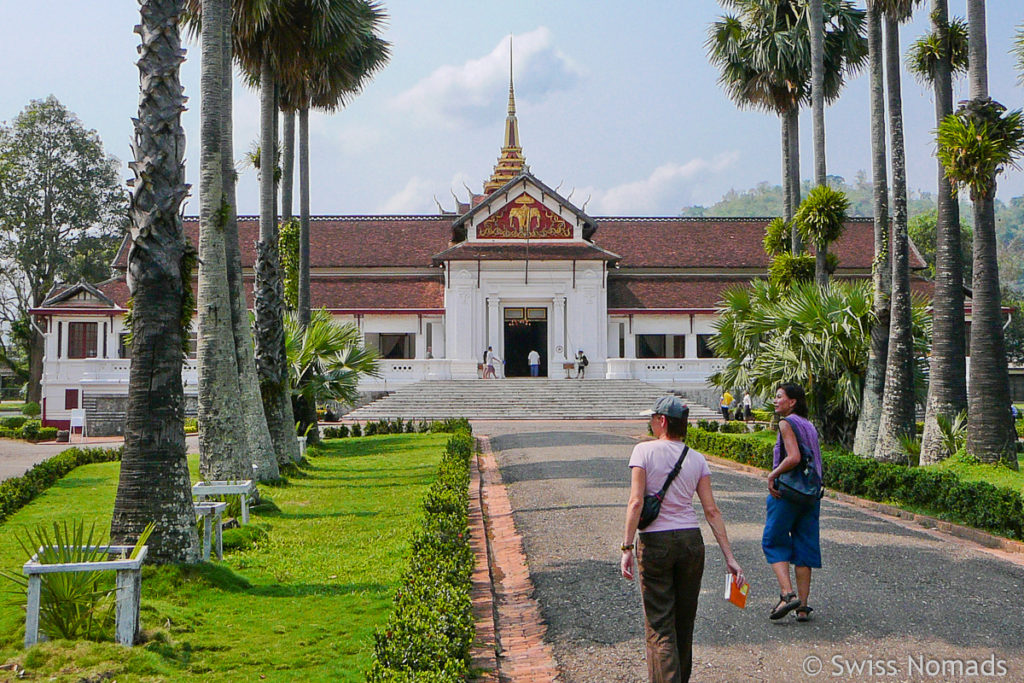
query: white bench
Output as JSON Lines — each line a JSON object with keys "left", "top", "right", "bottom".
{"left": 192, "top": 480, "right": 255, "bottom": 525}
{"left": 194, "top": 501, "right": 227, "bottom": 561}
{"left": 23, "top": 544, "right": 148, "bottom": 648}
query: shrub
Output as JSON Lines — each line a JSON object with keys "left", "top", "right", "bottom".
{"left": 429, "top": 418, "right": 472, "bottom": 434}
{"left": 0, "top": 446, "right": 123, "bottom": 524}
{"left": 322, "top": 424, "right": 350, "bottom": 439}
{"left": 37, "top": 427, "right": 58, "bottom": 442}
{"left": 418, "top": 420, "right": 430, "bottom": 433}
{"left": 22, "top": 402, "right": 41, "bottom": 417}
{"left": 183, "top": 418, "right": 198, "bottom": 434}
{"left": 323, "top": 408, "right": 337, "bottom": 422}
{"left": 1, "top": 415, "right": 28, "bottom": 429}
{"left": 20, "top": 420, "right": 40, "bottom": 441}
{"left": 351, "top": 423, "right": 362, "bottom": 437}
{"left": 369, "top": 428, "right": 474, "bottom": 680}
{"left": 751, "top": 409, "right": 774, "bottom": 423}
{"left": 696, "top": 419, "right": 719, "bottom": 433}
{"left": 720, "top": 421, "right": 748, "bottom": 434}
{"left": 365, "top": 421, "right": 379, "bottom": 436}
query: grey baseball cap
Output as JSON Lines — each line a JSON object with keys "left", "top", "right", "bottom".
{"left": 641, "top": 395, "right": 689, "bottom": 419}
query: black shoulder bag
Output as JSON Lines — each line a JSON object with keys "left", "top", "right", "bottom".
{"left": 638, "top": 445, "right": 689, "bottom": 530}
{"left": 773, "top": 418, "right": 823, "bottom": 506}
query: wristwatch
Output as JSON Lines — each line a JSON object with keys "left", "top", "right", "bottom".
{"left": 621, "top": 544, "right": 634, "bottom": 552}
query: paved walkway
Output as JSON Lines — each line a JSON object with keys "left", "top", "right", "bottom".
{"left": 471, "top": 420, "right": 1024, "bottom": 682}
{"left": 0, "top": 436, "right": 200, "bottom": 481}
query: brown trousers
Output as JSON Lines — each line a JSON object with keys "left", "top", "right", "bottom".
{"left": 637, "top": 528, "right": 705, "bottom": 683}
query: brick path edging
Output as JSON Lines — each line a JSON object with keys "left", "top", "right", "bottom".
{"left": 469, "top": 435, "right": 562, "bottom": 683}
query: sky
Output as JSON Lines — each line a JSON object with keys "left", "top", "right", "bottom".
{"left": 1, "top": 1, "right": 1022, "bottom": 218}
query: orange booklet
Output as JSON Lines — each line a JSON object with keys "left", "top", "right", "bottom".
{"left": 724, "top": 574, "right": 749, "bottom": 609}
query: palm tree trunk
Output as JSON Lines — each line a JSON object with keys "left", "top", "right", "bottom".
{"left": 196, "top": 0, "right": 249, "bottom": 482}
{"left": 111, "top": 0, "right": 199, "bottom": 564}
{"left": 281, "top": 110, "right": 295, "bottom": 223}
{"left": 809, "top": 0, "right": 827, "bottom": 281}
{"left": 787, "top": 107, "right": 803, "bottom": 253}
{"left": 298, "top": 106, "right": 311, "bottom": 327}
{"left": 220, "top": 0, "right": 279, "bottom": 481}
{"left": 920, "top": 0, "right": 968, "bottom": 464}
{"left": 781, "top": 115, "right": 792, "bottom": 224}
{"left": 854, "top": 0, "right": 891, "bottom": 457}
{"left": 296, "top": 106, "right": 319, "bottom": 444}
{"left": 255, "top": 60, "right": 300, "bottom": 465}
{"left": 965, "top": 0, "right": 1017, "bottom": 467}
{"left": 873, "top": 16, "right": 916, "bottom": 463}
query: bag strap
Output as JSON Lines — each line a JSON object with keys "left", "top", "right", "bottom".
{"left": 654, "top": 445, "right": 689, "bottom": 499}
{"left": 779, "top": 417, "right": 811, "bottom": 466}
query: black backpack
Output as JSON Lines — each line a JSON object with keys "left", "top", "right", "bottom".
{"left": 581, "top": 354, "right": 589, "bottom": 367}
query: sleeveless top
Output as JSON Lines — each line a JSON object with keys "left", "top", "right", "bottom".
{"left": 773, "top": 414, "right": 823, "bottom": 478}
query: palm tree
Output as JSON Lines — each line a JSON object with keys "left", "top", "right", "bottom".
{"left": 794, "top": 185, "right": 849, "bottom": 270}
{"left": 1014, "top": 24, "right": 1024, "bottom": 83}
{"left": 183, "top": 0, "right": 280, "bottom": 481}
{"left": 909, "top": 4, "right": 970, "bottom": 464}
{"left": 707, "top": 0, "right": 866, "bottom": 249}
{"left": 937, "top": 83, "right": 1024, "bottom": 466}
{"left": 195, "top": 0, "right": 249, "bottom": 481}
{"left": 873, "top": 0, "right": 923, "bottom": 463}
{"left": 852, "top": 0, "right": 891, "bottom": 457}
{"left": 285, "top": 309, "right": 380, "bottom": 413}
{"left": 111, "top": 0, "right": 200, "bottom": 564}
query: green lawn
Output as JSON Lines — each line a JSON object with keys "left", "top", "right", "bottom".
{"left": 0, "top": 433, "right": 447, "bottom": 682}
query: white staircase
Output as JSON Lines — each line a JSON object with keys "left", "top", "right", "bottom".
{"left": 344, "top": 379, "right": 721, "bottom": 421}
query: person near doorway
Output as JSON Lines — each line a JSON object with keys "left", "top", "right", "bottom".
{"left": 528, "top": 349, "right": 540, "bottom": 377}
{"left": 621, "top": 395, "right": 744, "bottom": 682}
{"left": 764, "top": 383, "right": 822, "bottom": 623}
{"left": 720, "top": 390, "right": 734, "bottom": 420}
{"left": 575, "top": 350, "right": 588, "bottom": 379}
{"left": 483, "top": 346, "right": 496, "bottom": 379}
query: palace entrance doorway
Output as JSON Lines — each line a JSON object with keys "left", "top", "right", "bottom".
{"left": 503, "top": 307, "right": 547, "bottom": 377}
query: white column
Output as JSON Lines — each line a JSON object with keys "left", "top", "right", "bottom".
{"left": 551, "top": 296, "right": 566, "bottom": 361}
{"left": 487, "top": 297, "right": 501, "bottom": 355}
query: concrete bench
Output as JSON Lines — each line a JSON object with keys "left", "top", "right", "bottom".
{"left": 23, "top": 544, "right": 148, "bottom": 647}
{"left": 192, "top": 480, "right": 255, "bottom": 525}
{"left": 194, "top": 501, "right": 227, "bottom": 561}
{"left": 297, "top": 436, "right": 307, "bottom": 459}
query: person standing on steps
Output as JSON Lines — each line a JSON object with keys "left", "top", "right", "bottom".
{"left": 528, "top": 349, "right": 540, "bottom": 377}
{"left": 575, "top": 349, "right": 588, "bottom": 379}
{"left": 483, "top": 346, "right": 496, "bottom": 379}
{"left": 764, "top": 383, "right": 823, "bottom": 623}
{"left": 720, "top": 390, "right": 734, "bottom": 421}
{"left": 621, "top": 395, "right": 744, "bottom": 682}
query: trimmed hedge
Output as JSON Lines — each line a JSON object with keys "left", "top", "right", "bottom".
{"left": 0, "top": 420, "right": 59, "bottom": 442}
{"left": 0, "top": 446, "right": 123, "bottom": 524}
{"left": 686, "top": 426, "right": 1024, "bottom": 540}
{"left": 368, "top": 428, "right": 476, "bottom": 681}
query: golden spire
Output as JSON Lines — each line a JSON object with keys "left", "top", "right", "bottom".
{"left": 484, "top": 35, "right": 527, "bottom": 194}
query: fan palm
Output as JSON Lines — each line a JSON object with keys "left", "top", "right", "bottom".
{"left": 707, "top": 0, "right": 867, "bottom": 250}
{"left": 1014, "top": 24, "right": 1024, "bottom": 85}
{"left": 111, "top": 0, "right": 200, "bottom": 563}
{"left": 285, "top": 309, "right": 380, "bottom": 411}
{"left": 938, "top": 97, "right": 1024, "bottom": 468}
{"left": 852, "top": 0, "right": 892, "bottom": 457}
{"left": 909, "top": 2, "right": 970, "bottom": 465}
{"left": 793, "top": 184, "right": 849, "bottom": 286}
{"left": 873, "top": 0, "right": 925, "bottom": 463}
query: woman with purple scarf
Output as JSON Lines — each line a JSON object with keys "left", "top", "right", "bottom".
{"left": 764, "top": 383, "right": 823, "bottom": 622}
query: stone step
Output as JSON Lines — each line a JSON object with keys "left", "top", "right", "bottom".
{"left": 345, "top": 379, "right": 720, "bottom": 421}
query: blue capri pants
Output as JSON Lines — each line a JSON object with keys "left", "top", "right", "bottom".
{"left": 762, "top": 495, "right": 822, "bottom": 568}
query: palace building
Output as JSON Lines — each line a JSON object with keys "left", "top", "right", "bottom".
{"left": 31, "top": 72, "right": 920, "bottom": 433}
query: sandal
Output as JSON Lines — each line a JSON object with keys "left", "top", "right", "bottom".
{"left": 795, "top": 606, "right": 813, "bottom": 622}
{"left": 770, "top": 592, "right": 801, "bottom": 620}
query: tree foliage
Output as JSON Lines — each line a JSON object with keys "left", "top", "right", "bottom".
{"left": 709, "top": 279, "right": 930, "bottom": 447}
{"left": 907, "top": 209, "right": 973, "bottom": 281}
{"left": 794, "top": 184, "right": 850, "bottom": 248}
{"left": 906, "top": 16, "right": 969, "bottom": 85}
{"left": 936, "top": 97, "right": 1024, "bottom": 201}
{"left": 284, "top": 308, "right": 379, "bottom": 407}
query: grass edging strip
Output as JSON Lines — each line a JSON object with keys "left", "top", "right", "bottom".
{"left": 0, "top": 446, "right": 123, "bottom": 524}
{"left": 686, "top": 427, "right": 1024, "bottom": 542}
{"left": 367, "top": 427, "right": 475, "bottom": 681}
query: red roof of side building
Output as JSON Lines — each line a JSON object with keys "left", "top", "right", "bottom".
{"left": 592, "top": 217, "right": 926, "bottom": 271}
{"left": 112, "top": 216, "right": 455, "bottom": 270}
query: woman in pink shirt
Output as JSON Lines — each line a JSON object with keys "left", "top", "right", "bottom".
{"left": 621, "top": 395, "right": 744, "bottom": 682}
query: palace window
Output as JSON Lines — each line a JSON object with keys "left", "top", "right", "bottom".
{"left": 637, "top": 334, "right": 686, "bottom": 359}
{"left": 372, "top": 333, "right": 414, "bottom": 359}
{"left": 67, "top": 322, "right": 98, "bottom": 359}
{"left": 696, "top": 334, "right": 718, "bottom": 358}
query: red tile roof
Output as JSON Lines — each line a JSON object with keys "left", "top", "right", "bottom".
{"left": 608, "top": 276, "right": 754, "bottom": 311}
{"left": 592, "top": 217, "right": 926, "bottom": 271}
{"left": 432, "top": 242, "right": 619, "bottom": 263}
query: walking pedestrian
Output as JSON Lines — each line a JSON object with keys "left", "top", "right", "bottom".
{"left": 621, "top": 395, "right": 744, "bottom": 682}
{"left": 764, "top": 383, "right": 823, "bottom": 623}
{"left": 528, "top": 349, "right": 540, "bottom": 377}
{"left": 720, "top": 390, "right": 734, "bottom": 421}
{"left": 483, "top": 346, "right": 496, "bottom": 379}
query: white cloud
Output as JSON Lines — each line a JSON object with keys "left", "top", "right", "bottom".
{"left": 377, "top": 172, "right": 478, "bottom": 214}
{"left": 587, "top": 153, "right": 741, "bottom": 215}
{"left": 390, "top": 27, "right": 583, "bottom": 128}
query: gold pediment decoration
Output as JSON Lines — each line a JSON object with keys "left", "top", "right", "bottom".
{"left": 477, "top": 193, "right": 573, "bottom": 239}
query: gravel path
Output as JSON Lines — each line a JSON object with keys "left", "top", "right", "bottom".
{"left": 474, "top": 420, "right": 1024, "bottom": 682}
